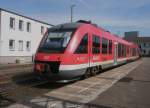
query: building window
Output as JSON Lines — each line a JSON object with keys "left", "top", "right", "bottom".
{"left": 19, "top": 20, "right": 24, "bottom": 31}
{"left": 149, "top": 50, "right": 150, "bottom": 55}
{"left": 143, "top": 43, "right": 146, "bottom": 47}
{"left": 46, "top": 27, "right": 49, "bottom": 31}
{"left": 41, "top": 26, "right": 44, "bottom": 34}
{"left": 139, "top": 45, "right": 142, "bottom": 49}
{"left": 10, "top": 17, "right": 15, "bottom": 29}
{"left": 9, "top": 39, "right": 15, "bottom": 50}
{"left": 75, "top": 34, "right": 88, "bottom": 54}
{"left": 102, "top": 38, "right": 108, "bottom": 54}
{"left": 18, "top": 40, "right": 23, "bottom": 51}
{"left": 27, "top": 22, "right": 31, "bottom": 32}
{"left": 143, "top": 50, "right": 146, "bottom": 54}
{"left": 92, "top": 35, "right": 100, "bottom": 54}
{"left": 26, "top": 41, "right": 31, "bottom": 51}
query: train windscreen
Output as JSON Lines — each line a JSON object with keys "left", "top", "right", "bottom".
{"left": 38, "top": 29, "right": 76, "bottom": 53}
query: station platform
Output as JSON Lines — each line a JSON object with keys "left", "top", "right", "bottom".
{"left": 6, "top": 58, "right": 150, "bottom": 108}
{"left": 89, "top": 57, "right": 150, "bottom": 108}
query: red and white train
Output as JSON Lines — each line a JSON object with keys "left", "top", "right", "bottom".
{"left": 34, "top": 20, "right": 140, "bottom": 81}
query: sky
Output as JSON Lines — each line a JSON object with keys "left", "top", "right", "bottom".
{"left": 0, "top": 0, "right": 150, "bottom": 37}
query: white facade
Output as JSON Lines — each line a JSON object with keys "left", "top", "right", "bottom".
{"left": 0, "top": 9, "right": 52, "bottom": 64}
{"left": 140, "top": 42, "right": 150, "bottom": 56}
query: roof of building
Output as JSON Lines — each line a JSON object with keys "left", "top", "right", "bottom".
{"left": 0, "top": 8, "right": 54, "bottom": 26}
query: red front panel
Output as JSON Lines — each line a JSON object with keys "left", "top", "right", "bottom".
{"left": 35, "top": 53, "right": 63, "bottom": 62}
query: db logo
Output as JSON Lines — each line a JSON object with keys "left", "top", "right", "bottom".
{"left": 43, "top": 56, "right": 49, "bottom": 60}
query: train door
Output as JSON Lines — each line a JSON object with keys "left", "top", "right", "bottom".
{"left": 114, "top": 42, "right": 118, "bottom": 65}
{"left": 88, "top": 33, "right": 92, "bottom": 68}
{"left": 87, "top": 33, "right": 101, "bottom": 75}
{"left": 101, "top": 38, "right": 108, "bottom": 61}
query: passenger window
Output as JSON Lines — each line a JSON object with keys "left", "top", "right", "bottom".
{"left": 109, "top": 40, "right": 112, "bottom": 54}
{"left": 124, "top": 45, "right": 126, "bottom": 57}
{"left": 102, "top": 38, "right": 108, "bottom": 54}
{"left": 118, "top": 43, "right": 121, "bottom": 57}
{"left": 75, "top": 34, "right": 88, "bottom": 54}
{"left": 121, "top": 44, "right": 124, "bottom": 57}
{"left": 92, "top": 35, "right": 100, "bottom": 54}
{"left": 133, "top": 48, "right": 136, "bottom": 56}
{"left": 127, "top": 46, "right": 129, "bottom": 55}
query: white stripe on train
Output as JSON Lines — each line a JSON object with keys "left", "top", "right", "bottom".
{"left": 59, "top": 56, "right": 139, "bottom": 71}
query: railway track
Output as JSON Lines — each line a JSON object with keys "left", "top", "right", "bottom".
{"left": 0, "top": 77, "right": 67, "bottom": 107}
{"left": 0, "top": 64, "right": 34, "bottom": 87}
{"left": 0, "top": 64, "right": 32, "bottom": 70}
{"left": 0, "top": 63, "right": 95, "bottom": 107}
{"left": 0, "top": 65, "right": 68, "bottom": 108}
{"left": 0, "top": 65, "right": 40, "bottom": 98}
{"left": 0, "top": 76, "right": 48, "bottom": 97}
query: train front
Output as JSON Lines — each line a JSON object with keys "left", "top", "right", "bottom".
{"left": 34, "top": 23, "right": 80, "bottom": 81}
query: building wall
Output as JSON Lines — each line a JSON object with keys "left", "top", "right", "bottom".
{"left": 124, "top": 31, "right": 139, "bottom": 43}
{"left": 0, "top": 10, "right": 51, "bottom": 64}
{"left": 124, "top": 31, "right": 150, "bottom": 57}
{"left": 140, "top": 42, "right": 150, "bottom": 56}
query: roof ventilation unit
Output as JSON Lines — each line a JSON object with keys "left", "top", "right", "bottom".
{"left": 76, "top": 20, "right": 91, "bottom": 24}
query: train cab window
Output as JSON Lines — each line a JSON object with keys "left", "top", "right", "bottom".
{"left": 109, "top": 40, "right": 112, "bottom": 54}
{"left": 92, "top": 35, "right": 100, "bottom": 54}
{"left": 38, "top": 29, "right": 76, "bottom": 53}
{"left": 102, "top": 38, "right": 108, "bottom": 54}
{"left": 75, "top": 34, "right": 88, "bottom": 54}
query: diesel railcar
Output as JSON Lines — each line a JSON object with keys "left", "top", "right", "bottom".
{"left": 34, "top": 20, "right": 140, "bottom": 81}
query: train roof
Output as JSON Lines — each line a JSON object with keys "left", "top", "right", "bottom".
{"left": 49, "top": 22, "right": 83, "bottom": 30}
{"left": 49, "top": 20, "right": 93, "bottom": 30}
{"left": 49, "top": 21, "right": 138, "bottom": 47}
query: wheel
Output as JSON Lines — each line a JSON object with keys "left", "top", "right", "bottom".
{"left": 91, "top": 66, "right": 98, "bottom": 76}
{"left": 84, "top": 68, "right": 91, "bottom": 78}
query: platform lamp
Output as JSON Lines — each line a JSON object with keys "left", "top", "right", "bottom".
{"left": 71, "top": 4, "right": 76, "bottom": 23}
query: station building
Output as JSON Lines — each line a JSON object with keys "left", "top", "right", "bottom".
{"left": 0, "top": 8, "right": 52, "bottom": 64}
{"left": 124, "top": 31, "right": 150, "bottom": 56}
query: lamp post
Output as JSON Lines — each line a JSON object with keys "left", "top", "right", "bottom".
{"left": 71, "top": 4, "right": 76, "bottom": 23}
